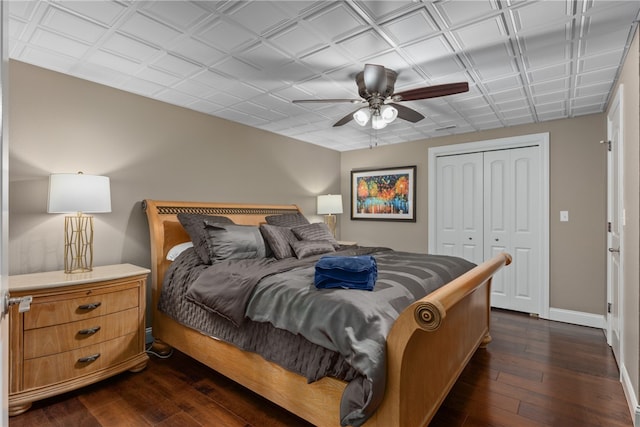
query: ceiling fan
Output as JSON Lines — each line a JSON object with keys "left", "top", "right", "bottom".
{"left": 292, "top": 64, "right": 469, "bottom": 129}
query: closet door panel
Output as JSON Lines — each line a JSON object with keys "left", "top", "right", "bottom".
{"left": 487, "top": 243, "right": 509, "bottom": 300}
{"left": 435, "top": 153, "right": 483, "bottom": 264}
{"left": 485, "top": 155, "right": 509, "bottom": 243}
{"left": 485, "top": 147, "right": 540, "bottom": 313}
{"left": 510, "top": 147, "right": 540, "bottom": 312}
{"left": 484, "top": 151, "right": 511, "bottom": 309}
{"left": 436, "top": 161, "right": 458, "bottom": 257}
{"left": 461, "top": 160, "right": 482, "bottom": 262}
{"left": 514, "top": 248, "right": 533, "bottom": 297}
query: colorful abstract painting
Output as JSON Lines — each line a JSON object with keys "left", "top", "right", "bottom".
{"left": 351, "top": 166, "right": 416, "bottom": 221}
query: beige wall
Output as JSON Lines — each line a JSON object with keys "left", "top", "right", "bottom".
{"left": 340, "top": 115, "right": 608, "bottom": 315}
{"left": 8, "top": 60, "right": 341, "bottom": 275}
{"left": 8, "top": 58, "right": 614, "bottom": 319}
{"left": 612, "top": 28, "right": 640, "bottom": 418}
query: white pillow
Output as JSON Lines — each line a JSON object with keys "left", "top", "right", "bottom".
{"left": 166, "top": 241, "right": 193, "bottom": 261}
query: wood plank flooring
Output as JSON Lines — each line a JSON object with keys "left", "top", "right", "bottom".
{"left": 10, "top": 309, "right": 632, "bottom": 427}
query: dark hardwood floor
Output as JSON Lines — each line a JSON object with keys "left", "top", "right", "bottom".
{"left": 10, "top": 309, "right": 632, "bottom": 427}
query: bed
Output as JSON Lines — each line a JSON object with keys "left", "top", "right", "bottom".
{"left": 142, "top": 199, "right": 511, "bottom": 427}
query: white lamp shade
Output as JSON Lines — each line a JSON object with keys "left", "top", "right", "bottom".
{"left": 371, "top": 114, "right": 388, "bottom": 130}
{"left": 380, "top": 104, "right": 398, "bottom": 122}
{"left": 353, "top": 108, "right": 371, "bottom": 126}
{"left": 48, "top": 173, "right": 112, "bottom": 213}
{"left": 317, "top": 194, "right": 343, "bottom": 215}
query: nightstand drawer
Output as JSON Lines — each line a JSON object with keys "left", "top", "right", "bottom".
{"left": 24, "top": 287, "right": 139, "bottom": 329}
{"left": 24, "top": 308, "right": 139, "bottom": 359}
{"left": 23, "top": 332, "right": 140, "bottom": 390}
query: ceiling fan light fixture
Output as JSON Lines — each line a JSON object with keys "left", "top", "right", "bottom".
{"left": 294, "top": 64, "right": 467, "bottom": 129}
{"left": 353, "top": 107, "right": 371, "bottom": 126}
{"left": 380, "top": 104, "right": 398, "bottom": 123}
{"left": 371, "top": 113, "right": 388, "bottom": 130}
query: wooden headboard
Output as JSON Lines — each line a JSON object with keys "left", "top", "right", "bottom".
{"left": 142, "top": 199, "right": 302, "bottom": 310}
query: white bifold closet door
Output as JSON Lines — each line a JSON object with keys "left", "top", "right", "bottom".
{"left": 435, "top": 146, "right": 540, "bottom": 314}
{"left": 435, "top": 152, "right": 484, "bottom": 264}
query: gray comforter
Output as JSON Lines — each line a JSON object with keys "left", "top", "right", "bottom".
{"left": 182, "top": 247, "right": 475, "bottom": 426}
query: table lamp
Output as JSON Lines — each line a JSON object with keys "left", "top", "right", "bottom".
{"left": 317, "top": 194, "right": 343, "bottom": 238}
{"left": 47, "top": 172, "right": 111, "bottom": 273}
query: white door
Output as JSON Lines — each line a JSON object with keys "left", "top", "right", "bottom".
{"left": 435, "top": 153, "right": 484, "bottom": 264}
{"left": 485, "top": 147, "right": 540, "bottom": 313}
{"left": 0, "top": 0, "right": 8, "bottom": 422}
{"left": 606, "top": 87, "right": 623, "bottom": 363}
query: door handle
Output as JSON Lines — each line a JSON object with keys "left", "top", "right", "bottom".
{"left": 3, "top": 292, "right": 32, "bottom": 314}
{"left": 608, "top": 247, "right": 620, "bottom": 253}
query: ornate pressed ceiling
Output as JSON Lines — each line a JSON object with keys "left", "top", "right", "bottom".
{"left": 8, "top": 0, "right": 640, "bottom": 151}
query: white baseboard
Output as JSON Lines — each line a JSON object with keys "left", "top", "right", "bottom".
{"left": 621, "top": 362, "right": 640, "bottom": 426}
{"left": 547, "top": 307, "right": 606, "bottom": 329}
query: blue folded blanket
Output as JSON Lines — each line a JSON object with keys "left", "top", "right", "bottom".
{"left": 314, "top": 255, "right": 378, "bottom": 291}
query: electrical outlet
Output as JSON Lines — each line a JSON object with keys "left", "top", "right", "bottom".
{"left": 560, "top": 211, "right": 569, "bottom": 222}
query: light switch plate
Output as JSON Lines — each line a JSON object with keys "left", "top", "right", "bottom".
{"left": 560, "top": 211, "right": 569, "bottom": 222}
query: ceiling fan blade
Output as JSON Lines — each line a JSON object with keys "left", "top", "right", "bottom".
{"left": 333, "top": 109, "right": 360, "bottom": 127}
{"left": 392, "top": 82, "right": 469, "bottom": 101}
{"left": 292, "top": 99, "right": 364, "bottom": 104}
{"left": 363, "top": 64, "right": 387, "bottom": 95}
{"left": 389, "top": 103, "right": 425, "bottom": 123}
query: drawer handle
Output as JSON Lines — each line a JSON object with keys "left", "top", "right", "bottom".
{"left": 77, "top": 353, "right": 101, "bottom": 363}
{"left": 78, "top": 326, "right": 101, "bottom": 335}
{"left": 78, "top": 302, "right": 101, "bottom": 310}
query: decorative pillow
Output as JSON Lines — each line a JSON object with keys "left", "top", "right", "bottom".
{"left": 166, "top": 241, "right": 193, "bottom": 261}
{"left": 265, "top": 212, "right": 310, "bottom": 228}
{"left": 177, "top": 213, "right": 235, "bottom": 264}
{"left": 292, "top": 222, "right": 340, "bottom": 249}
{"left": 291, "top": 239, "right": 335, "bottom": 259}
{"left": 259, "top": 224, "right": 299, "bottom": 259}
{"left": 203, "top": 222, "right": 267, "bottom": 262}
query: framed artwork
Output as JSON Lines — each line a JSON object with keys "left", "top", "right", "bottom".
{"left": 351, "top": 166, "right": 416, "bottom": 221}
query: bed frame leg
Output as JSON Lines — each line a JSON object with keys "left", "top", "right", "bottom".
{"left": 479, "top": 333, "right": 492, "bottom": 348}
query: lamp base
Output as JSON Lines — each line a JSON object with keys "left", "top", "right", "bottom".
{"left": 324, "top": 214, "right": 337, "bottom": 238}
{"left": 64, "top": 214, "right": 94, "bottom": 274}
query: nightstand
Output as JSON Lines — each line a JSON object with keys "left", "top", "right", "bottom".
{"left": 8, "top": 263, "right": 150, "bottom": 416}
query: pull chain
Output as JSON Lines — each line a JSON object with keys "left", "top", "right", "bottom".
{"left": 369, "top": 129, "right": 379, "bottom": 149}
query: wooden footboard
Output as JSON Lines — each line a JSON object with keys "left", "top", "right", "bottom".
{"left": 142, "top": 199, "right": 511, "bottom": 427}
{"left": 370, "top": 252, "right": 510, "bottom": 426}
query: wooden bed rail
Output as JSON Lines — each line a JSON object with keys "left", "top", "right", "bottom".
{"left": 413, "top": 252, "right": 512, "bottom": 331}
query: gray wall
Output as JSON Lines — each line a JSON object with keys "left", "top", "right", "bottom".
{"left": 8, "top": 60, "right": 341, "bottom": 275}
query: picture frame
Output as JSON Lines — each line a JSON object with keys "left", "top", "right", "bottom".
{"left": 351, "top": 166, "right": 416, "bottom": 221}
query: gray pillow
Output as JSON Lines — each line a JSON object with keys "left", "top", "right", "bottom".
{"left": 177, "top": 213, "right": 234, "bottom": 264}
{"left": 265, "top": 213, "right": 310, "bottom": 228}
{"left": 259, "top": 224, "right": 299, "bottom": 259}
{"left": 291, "top": 239, "right": 335, "bottom": 259}
{"left": 292, "top": 223, "right": 340, "bottom": 249}
{"left": 203, "top": 222, "right": 267, "bottom": 262}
